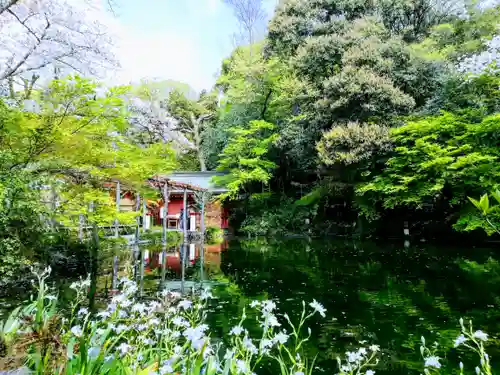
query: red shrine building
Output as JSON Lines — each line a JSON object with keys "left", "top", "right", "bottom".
{"left": 151, "top": 172, "right": 229, "bottom": 232}
{"left": 107, "top": 172, "right": 230, "bottom": 232}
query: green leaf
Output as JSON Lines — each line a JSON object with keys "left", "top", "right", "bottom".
{"left": 479, "top": 194, "right": 490, "bottom": 214}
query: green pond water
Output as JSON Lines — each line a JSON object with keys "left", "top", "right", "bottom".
{"left": 2, "top": 238, "right": 500, "bottom": 374}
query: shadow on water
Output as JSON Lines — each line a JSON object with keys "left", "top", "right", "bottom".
{"left": 1, "top": 237, "right": 500, "bottom": 374}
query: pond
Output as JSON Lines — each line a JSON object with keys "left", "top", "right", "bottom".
{"left": 2, "top": 238, "right": 500, "bottom": 374}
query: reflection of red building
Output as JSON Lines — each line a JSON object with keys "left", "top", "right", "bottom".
{"left": 143, "top": 242, "right": 229, "bottom": 276}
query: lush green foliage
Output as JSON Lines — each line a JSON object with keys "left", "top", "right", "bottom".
{"left": 214, "top": 120, "right": 278, "bottom": 200}
{"left": 0, "top": 76, "right": 176, "bottom": 281}
{"left": 208, "top": 1, "right": 500, "bottom": 238}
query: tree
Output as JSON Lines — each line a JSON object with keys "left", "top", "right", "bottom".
{"left": 214, "top": 120, "right": 278, "bottom": 200}
{"left": 357, "top": 112, "right": 500, "bottom": 230}
{"left": 0, "top": 75, "right": 175, "bottom": 233}
{"left": 0, "top": 0, "right": 19, "bottom": 15}
{"left": 166, "top": 89, "right": 218, "bottom": 171}
{"left": 223, "top": 0, "right": 267, "bottom": 47}
{"left": 0, "top": 0, "right": 117, "bottom": 99}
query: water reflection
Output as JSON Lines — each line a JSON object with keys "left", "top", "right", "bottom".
{"left": 103, "top": 241, "right": 229, "bottom": 298}
{"left": 2, "top": 237, "right": 499, "bottom": 375}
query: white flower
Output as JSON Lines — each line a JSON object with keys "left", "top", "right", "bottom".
{"left": 77, "top": 308, "right": 88, "bottom": 316}
{"left": 224, "top": 349, "right": 235, "bottom": 360}
{"left": 148, "top": 301, "right": 161, "bottom": 312}
{"left": 250, "top": 300, "right": 260, "bottom": 308}
{"left": 454, "top": 334, "right": 467, "bottom": 347}
{"left": 114, "top": 324, "right": 128, "bottom": 334}
{"left": 347, "top": 351, "right": 363, "bottom": 363}
{"left": 243, "top": 336, "right": 258, "bottom": 354}
{"left": 178, "top": 300, "right": 192, "bottom": 310}
{"left": 136, "top": 324, "right": 148, "bottom": 331}
{"left": 200, "top": 289, "right": 213, "bottom": 300}
{"left": 294, "top": 372, "right": 305, "bottom": 375}
{"left": 262, "top": 300, "right": 276, "bottom": 312}
{"left": 104, "top": 355, "right": 114, "bottom": 363}
{"left": 171, "top": 331, "right": 181, "bottom": 338}
{"left": 424, "top": 356, "right": 441, "bottom": 369}
{"left": 273, "top": 331, "right": 289, "bottom": 345}
{"left": 131, "top": 303, "right": 146, "bottom": 314}
{"left": 167, "top": 307, "right": 177, "bottom": 314}
{"left": 87, "top": 347, "right": 100, "bottom": 359}
{"left": 121, "top": 299, "right": 132, "bottom": 308}
{"left": 160, "top": 289, "right": 170, "bottom": 297}
{"left": 230, "top": 326, "right": 244, "bottom": 336}
{"left": 170, "top": 291, "right": 181, "bottom": 299}
{"left": 149, "top": 318, "right": 160, "bottom": 326}
{"left": 142, "top": 338, "right": 155, "bottom": 345}
{"left": 369, "top": 345, "right": 380, "bottom": 352}
{"left": 183, "top": 326, "right": 206, "bottom": 349}
{"left": 476, "top": 367, "right": 481, "bottom": 375}
{"left": 358, "top": 348, "right": 367, "bottom": 355}
{"left": 460, "top": 362, "right": 464, "bottom": 370}
{"left": 159, "top": 363, "right": 173, "bottom": 374}
{"left": 97, "top": 311, "right": 111, "bottom": 319}
{"left": 235, "top": 359, "right": 248, "bottom": 374}
{"left": 137, "top": 354, "right": 144, "bottom": 361}
{"left": 473, "top": 330, "right": 488, "bottom": 341}
{"left": 366, "top": 371, "right": 375, "bottom": 375}
{"left": 70, "top": 325, "right": 83, "bottom": 337}
{"left": 172, "top": 317, "right": 189, "bottom": 328}
{"left": 117, "top": 343, "right": 132, "bottom": 356}
{"left": 260, "top": 338, "right": 273, "bottom": 353}
{"left": 173, "top": 345, "right": 183, "bottom": 354}
{"left": 118, "top": 310, "right": 128, "bottom": 318}
{"left": 267, "top": 314, "right": 281, "bottom": 327}
{"left": 309, "top": 299, "right": 326, "bottom": 317}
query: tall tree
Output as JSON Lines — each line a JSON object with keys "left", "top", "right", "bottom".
{"left": 223, "top": 0, "right": 267, "bottom": 47}
{"left": 167, "top": 89, "right": 217, "bottom": 171}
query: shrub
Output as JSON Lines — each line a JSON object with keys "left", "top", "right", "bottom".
{"left": 205, "top": 226, "right": 224, "bottom": 244}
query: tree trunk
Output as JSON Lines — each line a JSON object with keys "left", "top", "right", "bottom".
{"left": 192, "top": 114, "right": 207, "bottom": 171}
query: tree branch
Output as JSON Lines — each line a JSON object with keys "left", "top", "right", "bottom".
{"left": 0, "top": 15, "right": 51, "bottom": 80}
{"left": 0, "top": 0, "right": 19, "bottom": 16}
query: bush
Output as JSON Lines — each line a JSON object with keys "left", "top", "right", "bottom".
{"left": 205, "top": 226, "right": 224, "bottom": 244}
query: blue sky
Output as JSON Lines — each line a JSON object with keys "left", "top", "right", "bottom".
{"left": 110, "top": 0, "right": 276, "bottom": 92}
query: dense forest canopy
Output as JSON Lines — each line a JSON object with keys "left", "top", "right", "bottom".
{"left": 202, "top": 0, "right": 500, "bottom": 238}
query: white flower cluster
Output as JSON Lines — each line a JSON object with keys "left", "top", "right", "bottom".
{"left": 457, "top": 35, "right": 500, "bottom": 77}
{"left": 336, "top": 345, "right": 380, "bottom": 375}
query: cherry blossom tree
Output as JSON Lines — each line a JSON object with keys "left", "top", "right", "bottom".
{"left": 0, "top": 0, "right": 118, "bottom": 99}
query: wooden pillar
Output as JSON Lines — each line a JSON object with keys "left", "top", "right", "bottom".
{"left": 142, "top": 199, "right": 147, "bottom": 232}
{"left": 135, "top": 193, "right": 140, "bottom": 244}
{"left": 181, "top": 188, "right": 188, "bottom": 296}
{"left": 200, "top": 193, "right": 206, "bottom": 284}
{"left": 114, "top": 181, "right": 121, "bottom": 238}
{"left": 200, "top": 193, "right": 206, "bottom": 240}
{"left": 162, "top": 183, "right": 169, "bottom": 244}
{"left": 182, "top": 188, "right": 188, "bottom": 243}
